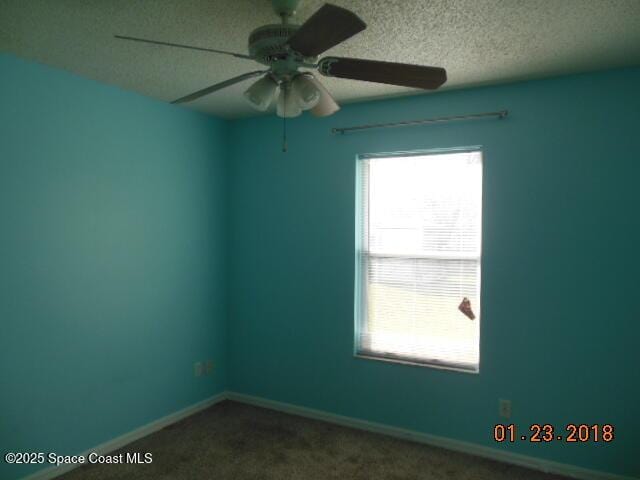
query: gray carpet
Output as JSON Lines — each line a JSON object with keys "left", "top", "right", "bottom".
{"left": 59, "top": 401, "right": 568, "bottom": 480}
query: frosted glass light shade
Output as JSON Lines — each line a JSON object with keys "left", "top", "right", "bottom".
{"left": 292, "top": 74, "right": 321, "bottom": 110}
{"left": 276, "top": 84, "right": 302, "bottom": 118}
{"left": 306, "top": 76, "right": 340, "bottom": 117}
{"left": 243, "top": 76, "right": 278, "bottom": 111}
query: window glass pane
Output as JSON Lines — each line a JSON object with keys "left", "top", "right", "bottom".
{"left": 368, "top": 152, "right": 482, "bottom": 256}
{"left": 357, "top": 150, "right": 482, "bottom": 371}
{"left": 361, "top": 257, "right": 480, "bottom": 367}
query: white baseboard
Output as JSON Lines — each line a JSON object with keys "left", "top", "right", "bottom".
{"left": 21, "top": 392, "right": 227, "bottom": 480}
{"left": 20, "top": 391, "right": 632, "bottom": 480}
{"left": 226, "top": 392, "right": 633, "bottom": 480}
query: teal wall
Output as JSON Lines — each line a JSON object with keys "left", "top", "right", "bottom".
{"left": 0, "top": 55, "right": 228, "bottom": 480}
{"left": 2, "top": 52, "right": 638, "bottom": 479}
{"left": 227, "top": 68, "right": 640, "bottom": 477}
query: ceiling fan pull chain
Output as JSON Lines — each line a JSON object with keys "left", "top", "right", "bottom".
{"left": 282, "top": 87, "right": 288, "bottom": 153}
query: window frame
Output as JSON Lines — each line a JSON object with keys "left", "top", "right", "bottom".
{"left": 354, "top": 147, "right": 483, "bottom": 374}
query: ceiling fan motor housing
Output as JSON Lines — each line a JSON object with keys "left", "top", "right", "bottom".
{"left": 248, "top": 24, "right": 317, "bottom": 77}
{"left": 248, "top": 24, "right": 299, "bottom": 65}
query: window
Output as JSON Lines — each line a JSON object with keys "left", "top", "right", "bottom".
{"left": 355, "top": 149, "right": 482, "bottom": 372}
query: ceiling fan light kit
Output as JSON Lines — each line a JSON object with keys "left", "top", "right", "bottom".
{"left": 245, "top": 72, "right": 322, "bottom": 115}
{"left": 115, "top": 0, "right": 448, "bottom": 145}
{"left": 291, "top": 73, "right": 321, "bottom": 110}
{"left": 308, "top": 76, "right": 340, "bottom": 117}
{"left": 243, "top": 75, "right": 279, "bottom": 111}
{"left": 276, "top": 82, "right": 303, "bottom": 118}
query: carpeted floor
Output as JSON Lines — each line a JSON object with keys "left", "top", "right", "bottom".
{"left": 59, "top": 401, "right": 568, "bottom": 480}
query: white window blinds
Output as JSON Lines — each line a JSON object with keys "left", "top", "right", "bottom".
{"left": 356, "top": 150, "right": 482, "bottom": 372}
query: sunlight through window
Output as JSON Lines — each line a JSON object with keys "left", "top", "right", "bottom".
{"left": 356, "top": 150, "right": 482, "bottom": 372}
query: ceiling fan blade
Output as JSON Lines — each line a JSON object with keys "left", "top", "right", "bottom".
{"left": 318, "top": 57, "right": 447, "bottom": 89}
{"left": 114, "top": 35, "right": 254, "bottom": 60}
{"left": 172, "top": 71, "right": 268, "bottom": 104}
{"left": 287, "top": 4, "right": 366, "bottom": 57}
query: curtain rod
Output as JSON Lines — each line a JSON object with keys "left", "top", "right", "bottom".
{"left": 331, "top": 110, "right": 508, "bottom": 135}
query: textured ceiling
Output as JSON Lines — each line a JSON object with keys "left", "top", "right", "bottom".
{"left": 1, "top": 0, "right": 640, "bottom": 118}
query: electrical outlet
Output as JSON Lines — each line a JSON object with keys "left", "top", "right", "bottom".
{"left": 499, "top": 399, "right": 512, "bottom": 419}
{"left": 206, "top": 360, "right": 214, "bottom": 375}
{"left": 194, "top": 361, "right": 204, "bottom": 377}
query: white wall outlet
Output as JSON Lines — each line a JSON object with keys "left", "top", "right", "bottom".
{"left": 194, "top": 361, "right": 204, "bottom": 377}
{"left": 206, "top": 360, "right": 214, "bottom": 375}
{"left": 499, "top": 399, "right": 512, "bottom": 419}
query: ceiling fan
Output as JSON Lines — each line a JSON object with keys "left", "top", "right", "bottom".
{"left": 115, "top": 0, "right": 447, "bottom": 119}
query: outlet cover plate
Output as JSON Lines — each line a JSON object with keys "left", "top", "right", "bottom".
{"left": 499, "top": 399, "right": 512, "bottom": 418}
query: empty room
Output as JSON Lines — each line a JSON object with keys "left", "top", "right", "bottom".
{"left": 1, "top": 1, "right": 639, "bottom": 479}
